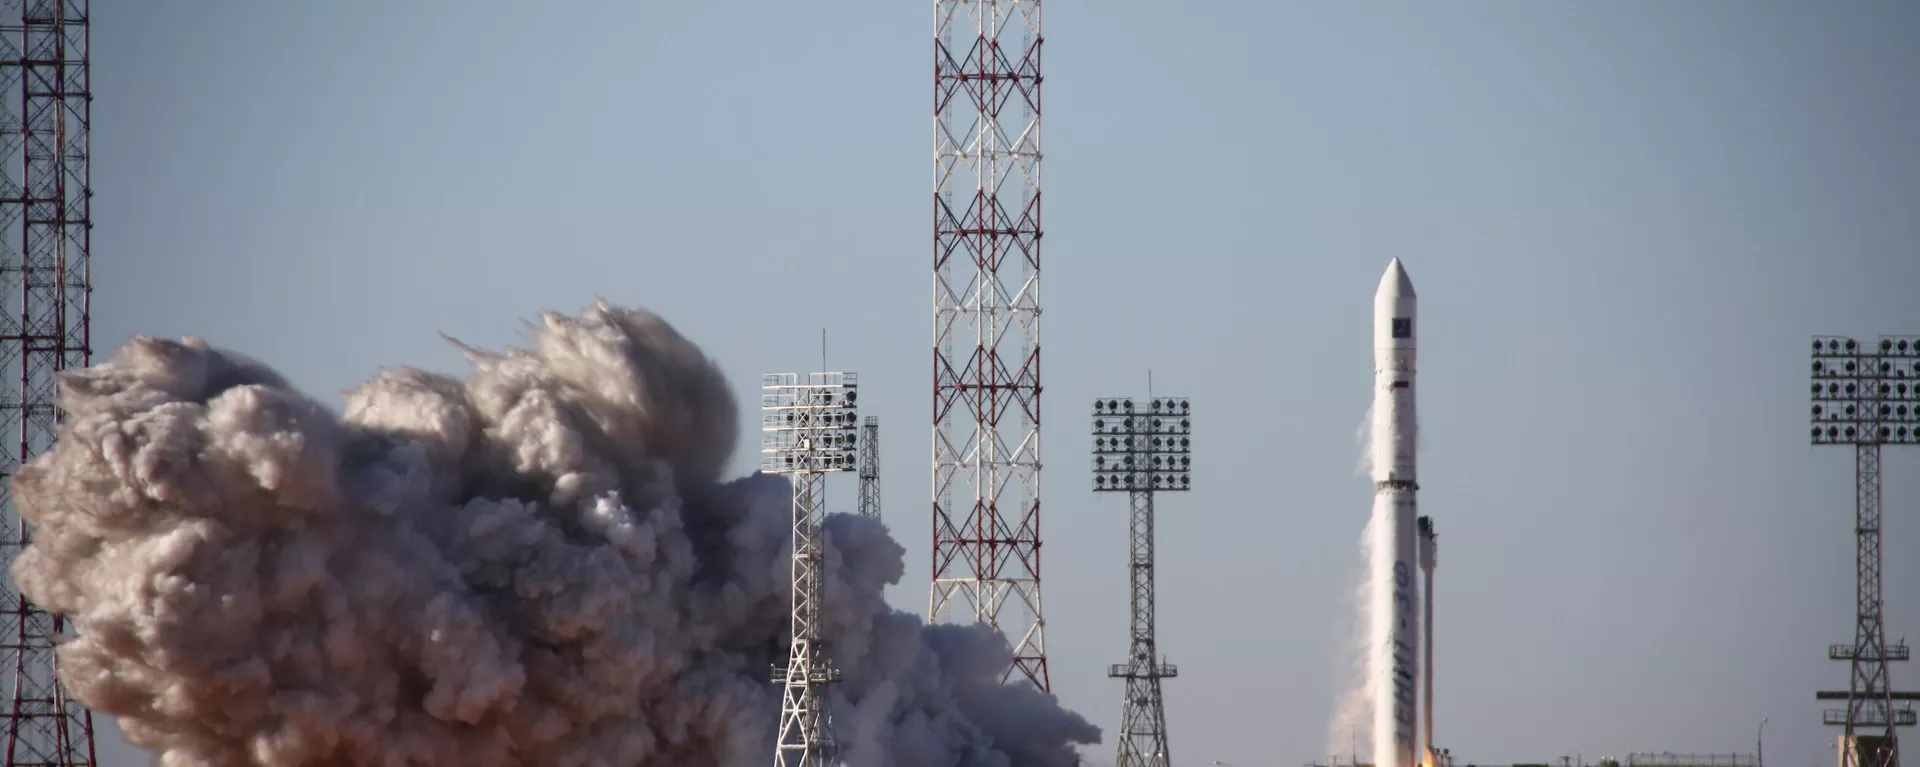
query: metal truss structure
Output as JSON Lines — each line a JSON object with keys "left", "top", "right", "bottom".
{"left": 1417, "top": 515, "right": 1439, "bottom": 767}
{"left": 1092, "top": 396, "right": 1192, "bottom": 767}
{"left": 763, "top": 373, "right": 860, "bottom": 767}
{"left": 0, "top": 1, "right": 95, "bottom": 765}
{"left": 930, "top": 0, "right": 1049, "bottom": 691}
{"left": 1810, "top": 336, "right": 1920, "bottom": 767}
{"left": 859, "top": 416, "right": 880, "bottom": 521}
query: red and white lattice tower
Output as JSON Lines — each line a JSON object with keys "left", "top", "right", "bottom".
{"left": 0, "top": 1, "right": 98, "bottom": 766}
{"left": 930, "top": 0, "right": 1049, "bottom": 691}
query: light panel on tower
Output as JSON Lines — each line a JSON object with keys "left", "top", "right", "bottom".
{"left": 1810, "top": 336, "right": 1920, "bottom": 446}
{"left": 1092, "top": 398, "right": 1193, "bottom": 492}
{"left": 762, "top": 372, "right": 861, "bottom": 474}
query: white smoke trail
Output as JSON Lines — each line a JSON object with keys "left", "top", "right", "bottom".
{"left": 1324, "top": 405, "right": 1377, "bottom": 765}
{"left": 7, "top": 300, "right": 1100, "bottom": 767}
{"left": 1322, "top": 512, "right": 1376, "bottom": 766}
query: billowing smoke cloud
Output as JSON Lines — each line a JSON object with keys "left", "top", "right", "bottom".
{"left": 9, "top": 300, "right": 1100, "bottom": 767}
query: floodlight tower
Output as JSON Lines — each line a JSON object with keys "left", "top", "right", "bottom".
{"left": 762, "top": 372, "right": 861, "bottom": 767}
{"left": 1092, "top": 396, "right": 1192, "bottom": 767}
{"left": 1809, "top": 336, "right": 1920, "bottom": 767}
{"left": 930, "top": 0, "right": 1050, "bottom": 691}
{"left": 859, "top": 416, "right": 881, "bottom": 521}
{"left": 0, "top": 2, "right": 98, "bottom": 766}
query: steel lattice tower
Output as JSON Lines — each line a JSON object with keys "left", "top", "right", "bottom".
{"left": 1092, "top": 397, "right": 1192, "bottom": 767}
{"left": 763, "top": 373, "right": 861, "bottom": 767}
{"left": 930, "top": 0, "right": 1048, "bottom": 691}
{"left": 1810, "top": 336, "right": 1920, "bottom": 767}
{"left": 0, "top": 1, "right": 94, "bottom": 765}
{"left": 859, "top": 416, "right": 880, "bottom": 521}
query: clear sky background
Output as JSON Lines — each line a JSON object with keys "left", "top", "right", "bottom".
{"left": 84, "top": 2, "right": 1920, "bottom": 766}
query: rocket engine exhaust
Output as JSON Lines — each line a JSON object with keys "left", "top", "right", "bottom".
{"left": 1370, "top": 259, "right": 1419, "bottom": 767}
{"left": 4, "top": 300, "right": 1100, "bottom": 767}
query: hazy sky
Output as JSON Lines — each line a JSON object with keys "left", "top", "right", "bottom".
{"left": 83, "top": 2, "right": 1920, "bottom": 766}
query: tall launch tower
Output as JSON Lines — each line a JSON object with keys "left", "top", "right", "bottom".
{"left": 763, "top": 372, "right": 861, "bottom": 767}
{"left": 0, "top": 2, "right": 97, "bottom": 766}
{"left": 929, "top": 0, "right": 1050, "bottom": 691}
{"left": 1809, "top": 336, "right": 1919, "bottom": 767}
{"left": 859, "top": 416, "right": 880, "bottom": 521}
{"left": 1092, "top": 396, "right": 1192, "bottom": 767}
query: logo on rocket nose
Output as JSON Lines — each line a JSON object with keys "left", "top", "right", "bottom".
{"left": 1392, "top": 318, "right": 1412, "bottom": 340}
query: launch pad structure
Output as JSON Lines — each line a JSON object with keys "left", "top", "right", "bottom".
{"left": 762, "top": 372, "right": 862, "bottom": 767}
{"left": 1809, "top": 336, "right": 1920, "bottom": 767}
{"left": 928, "top": 0, "right": 1051, "bottom": 693}
{"left": 1092, "top": 396, "right": 1193, "bottom": 767}
{"left": 0, "top": 1, "right": 97, "bottom": 765}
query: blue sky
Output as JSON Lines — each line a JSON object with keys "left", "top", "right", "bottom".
{"left": 87, "top": 2, "right": 1920, "bottom": 766}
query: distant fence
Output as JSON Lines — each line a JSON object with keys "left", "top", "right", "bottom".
{"left": 1624, "top": 753, "right": 1758, "bottom": 767}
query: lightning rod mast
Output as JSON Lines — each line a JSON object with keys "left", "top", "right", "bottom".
{"left": 0, "top": 1, "right": 97, "bottom": 765}
{"left": 929, "top": 0, "right": 1051, "bottom": 691}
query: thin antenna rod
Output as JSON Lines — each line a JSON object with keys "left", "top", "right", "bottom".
{"left": 822, "top": 328, "right": 827, "bottom": 372}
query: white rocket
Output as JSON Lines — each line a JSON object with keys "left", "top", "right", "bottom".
{"left": 1372, "top": 258, "right": 1419, "bottom": 767}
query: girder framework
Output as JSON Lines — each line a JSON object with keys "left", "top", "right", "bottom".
{"left": 1809, "top": 336, "right": 1920, "bottom": 767}
{"left": 763, "top": 373, "right": 860, "bottom": 767}
{"left": 0, "top": 1, "right": 95, "bottom": 765}
{"left": 929, "top": 0, "right": 1049, "bottom": 692}
{"left": 1093, "top": 397, "right": 1192, "bottom": 767}
{"left": 859, "top": 416, "right": 880, "bottom": 521}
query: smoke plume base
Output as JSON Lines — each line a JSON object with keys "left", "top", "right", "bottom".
{"left": 7, "top": 299, "right": 1099, "bottom": 767}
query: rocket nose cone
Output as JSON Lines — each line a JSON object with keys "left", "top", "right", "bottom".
{"left": 1376, "top": 258, "right": 1416, "bottom": 299}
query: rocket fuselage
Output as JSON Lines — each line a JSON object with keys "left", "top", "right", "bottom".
{"left": 1372, "top": 259, "right": 1419, "bottom": 767}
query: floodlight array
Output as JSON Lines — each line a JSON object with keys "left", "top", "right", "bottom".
{"left": 761, "top": 372, "right": 861, "bottom": 473}
{"left": 1091, "top": 397, "right": 1192, "bottom": 492}
{"left": 1810, "top": 336, "right": 1920, "bottom": 445}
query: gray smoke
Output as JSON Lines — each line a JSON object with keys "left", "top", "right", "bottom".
{"left": 8, "top": 300, "right": 1100, "bottom": 767}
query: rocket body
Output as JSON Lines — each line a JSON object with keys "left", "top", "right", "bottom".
{"left": 1371, "top": 259, "right": 1419, "bottom": 767}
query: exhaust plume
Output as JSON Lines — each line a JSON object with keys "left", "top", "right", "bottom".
{"left": 1325, "top": 405, "right": 1376, "bottom": 765}
{"left": 8, "top": 300, "right": 1100, "bottom": 767}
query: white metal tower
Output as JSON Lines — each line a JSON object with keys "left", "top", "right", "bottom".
{"left": 930, "top": 0, "right": 1051, "bottom": 693}
{"left": 763, "top": 372, "right": 861, "bottom": 767}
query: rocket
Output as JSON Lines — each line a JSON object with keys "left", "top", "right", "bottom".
{"left": 1372, "top": 258, "right": 1419, "bottom": 767}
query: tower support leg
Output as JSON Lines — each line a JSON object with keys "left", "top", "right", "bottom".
{"left": 774, "top": 472, "right": 840, "bottom": 767}
{"left": 1111, "top": 489, "right": 1174, "bottom": 767}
